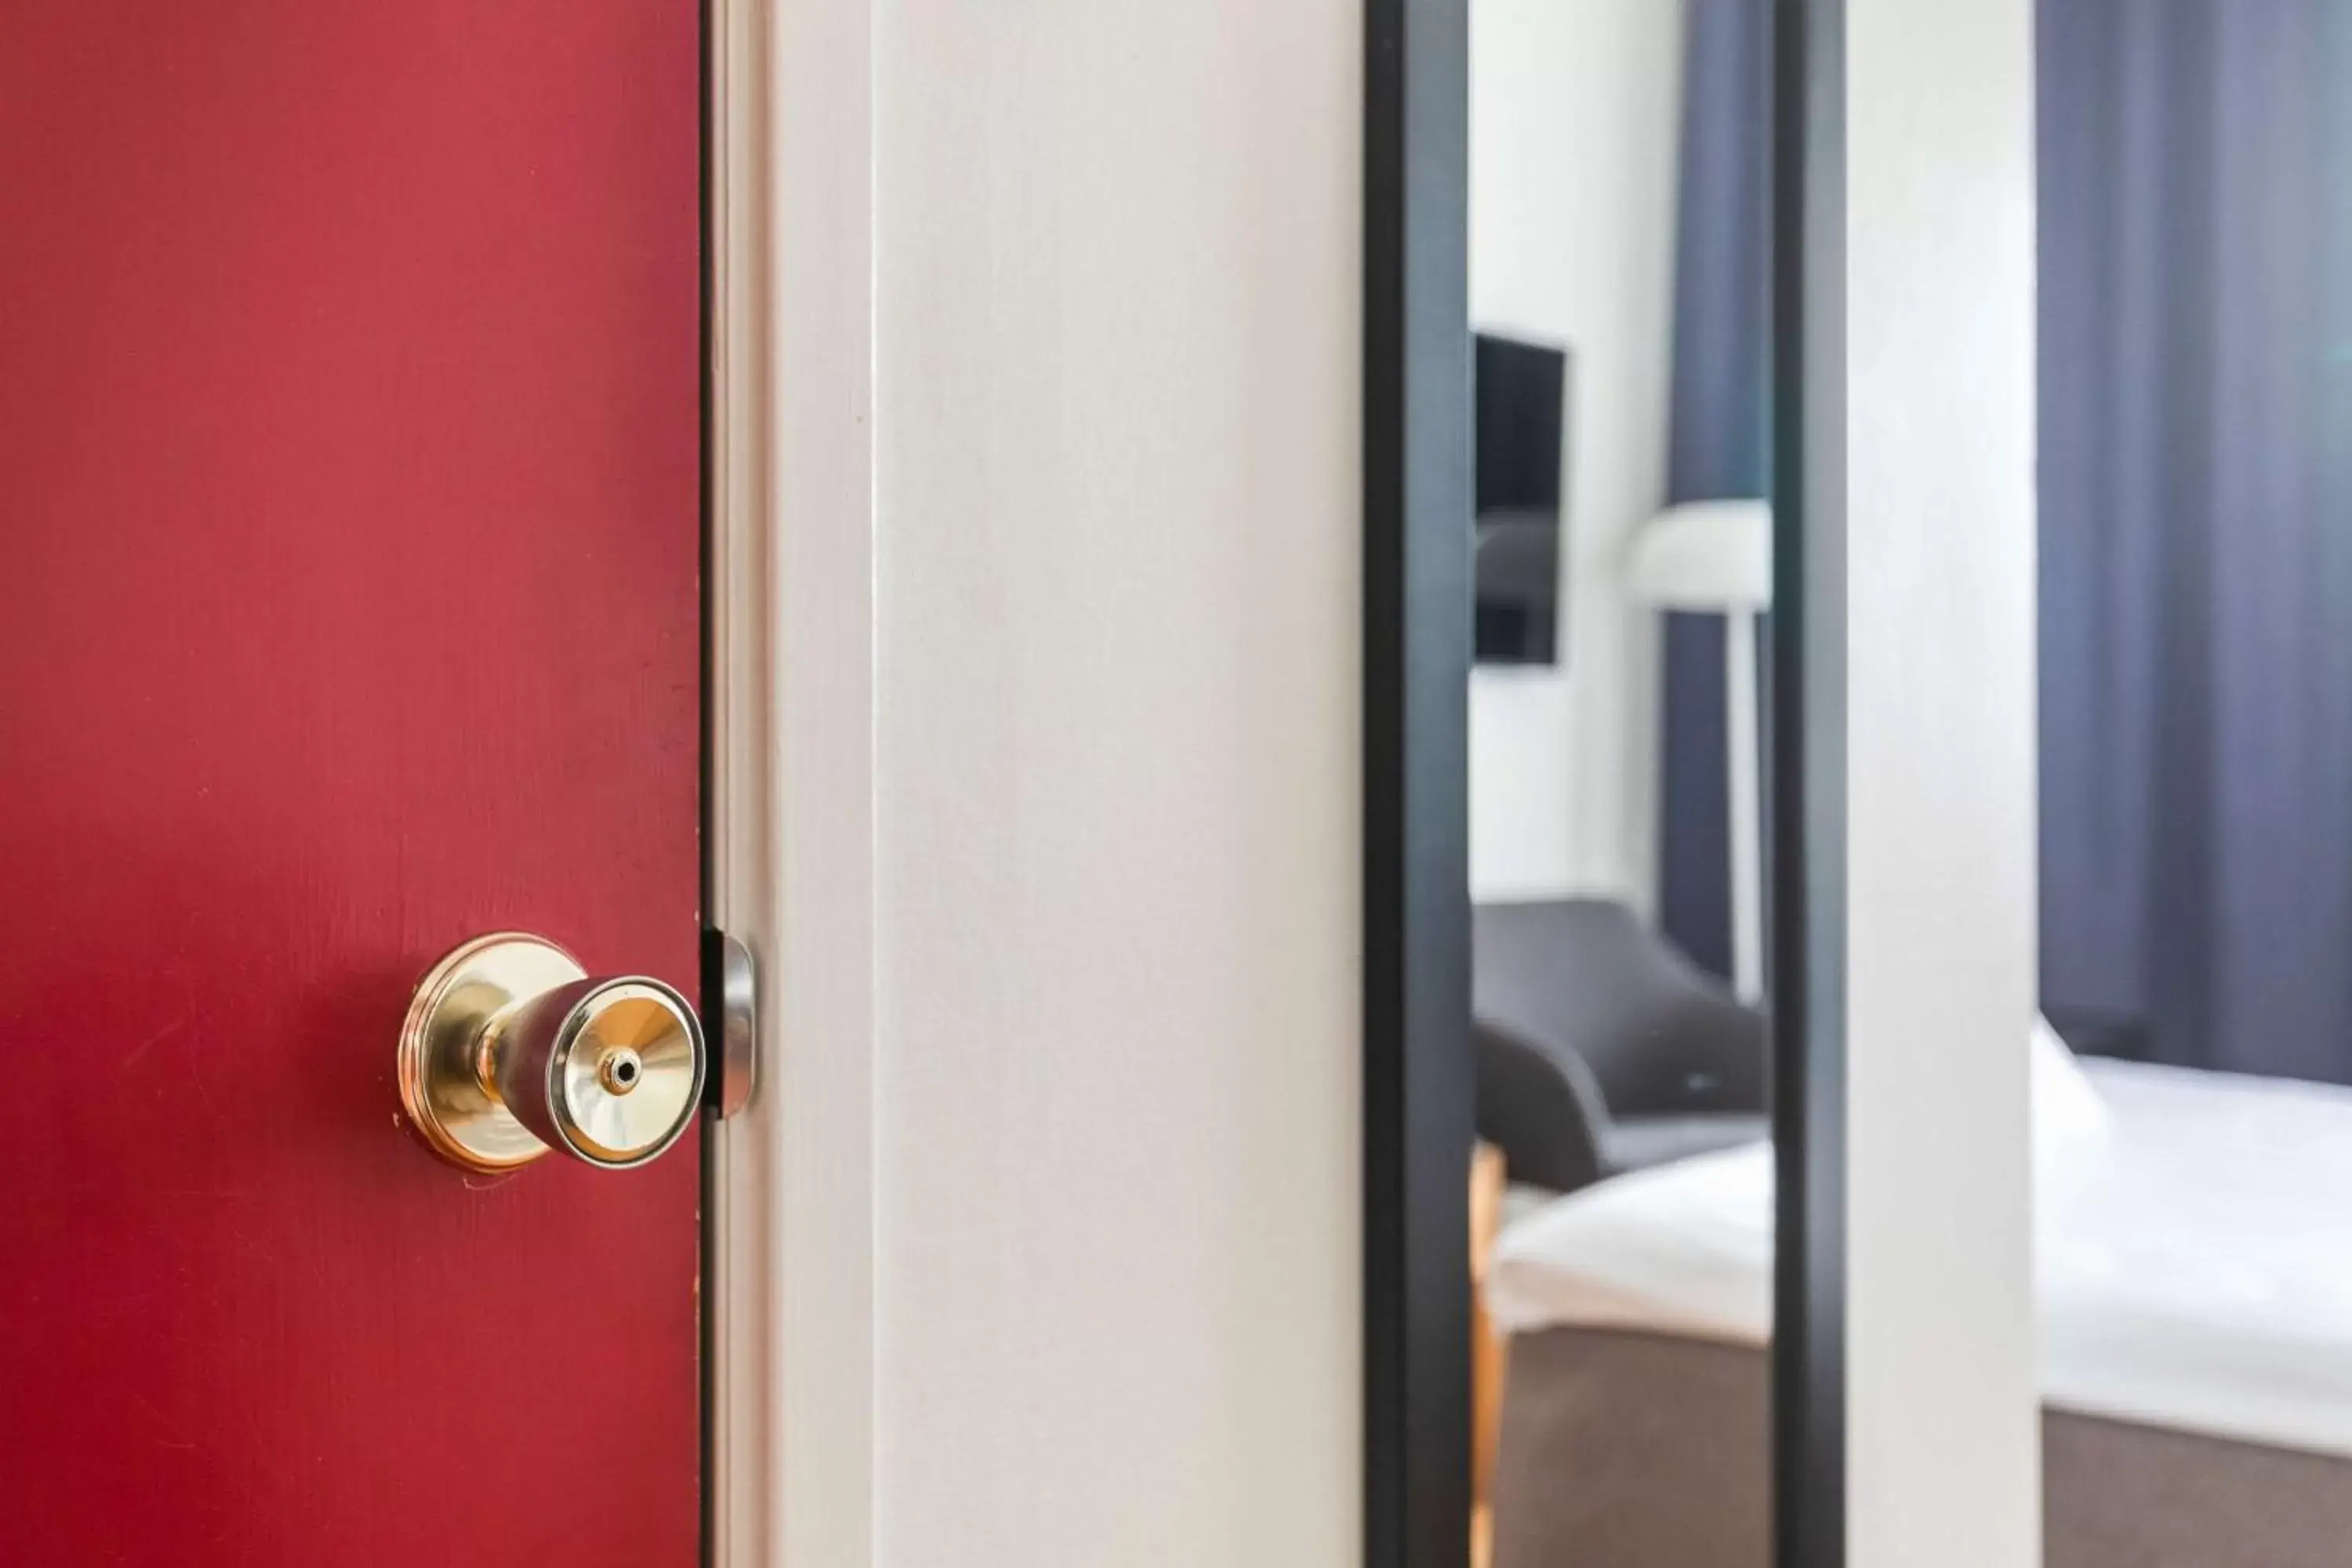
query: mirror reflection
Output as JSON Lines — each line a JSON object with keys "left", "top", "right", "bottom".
{"left": 1464, "top": 4, "right": 2352, "bottom": 1567}
{"left": 1465, "top": 2, "right": 1773, "bottom": 1565}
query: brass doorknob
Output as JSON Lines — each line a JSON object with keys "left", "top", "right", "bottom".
{"left": 397, "top": 932, "right": 706, "bottom": 1174}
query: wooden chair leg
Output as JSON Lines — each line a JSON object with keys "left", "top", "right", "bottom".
{"left": 1470, "top": 1142, "right": 1508, "bottom": 1568}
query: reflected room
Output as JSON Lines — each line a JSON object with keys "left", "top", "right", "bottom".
{"left": 1465, "top": 2, "right": 1775, "bottom": 1565}
{"left": 1465, "top": 4, "right": 2352, "bottom": 1568}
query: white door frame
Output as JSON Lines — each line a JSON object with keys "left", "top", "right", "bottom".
{"left": 703, "top": 5, "right": 2043, "bottom": 1566}
{"left": 707, "top": 0, "right": 878, "bottom": 1563}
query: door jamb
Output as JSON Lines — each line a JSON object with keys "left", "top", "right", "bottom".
{"left": 705, "top": 0, "right": 879, "bottom": 1563}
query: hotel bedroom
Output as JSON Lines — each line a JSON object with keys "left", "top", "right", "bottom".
{"left": 1465, "top": 2, "right": 2352, "bottom": 1565}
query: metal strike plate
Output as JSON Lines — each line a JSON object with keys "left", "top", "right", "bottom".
{"left": 703, "top": 928, "right": 758, "bottom": 1119}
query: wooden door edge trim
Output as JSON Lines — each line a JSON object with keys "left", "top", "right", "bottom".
{"left": 706, "top": 0, "right": 879, "bottom": 1563}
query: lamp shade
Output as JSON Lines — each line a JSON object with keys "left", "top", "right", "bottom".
{"left": 1623, "top": 499, "right": 1773, "bottom": 612}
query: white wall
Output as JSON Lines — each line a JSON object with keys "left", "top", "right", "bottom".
{"left": 870, "top": 3, "right": 1360, "bottom": 1566}
{"left": 1845, "top": 0, "right": 2041, "bottom": 1561}
{"left": 1468, "top": 0, "right": 1685, "bottom": 904}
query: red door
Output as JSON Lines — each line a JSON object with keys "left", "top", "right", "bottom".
{"left": 1, "top": 5, "right": 704, "bottom": 1562}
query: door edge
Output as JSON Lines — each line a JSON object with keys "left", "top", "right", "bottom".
{"left": 706, "top": 0, "right": 879, "bottom": 1563}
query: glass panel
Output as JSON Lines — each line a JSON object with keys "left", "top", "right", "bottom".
{"left": 1465, "top": 3, "right": 1774, "bottom": 1562}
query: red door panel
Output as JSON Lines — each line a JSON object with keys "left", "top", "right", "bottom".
{"left": 0, "top": 5, "right": 702, "bottom": 1562}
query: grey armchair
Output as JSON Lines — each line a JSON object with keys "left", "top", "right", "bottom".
{"left": 1474, "top": 898, "right": 1767, "bottom": 1194}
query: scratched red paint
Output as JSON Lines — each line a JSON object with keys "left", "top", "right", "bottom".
{"left": 0, "top": 4, "right": 702, "bottom": 1560}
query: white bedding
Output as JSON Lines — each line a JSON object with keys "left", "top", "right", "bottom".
{"left": 1487, "top": 1058, "right": 2352, "bottom": 1459}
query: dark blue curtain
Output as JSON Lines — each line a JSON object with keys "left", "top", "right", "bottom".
{"left": 1657, "top": 0, "right": 1771, "bottom": 978}
{"left": 2040, "top": 1, "right": 2352, "bottom": 1080}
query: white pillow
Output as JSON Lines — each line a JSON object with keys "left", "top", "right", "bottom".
{"left": 2032, "top": 1012, "right": 2113, "bottom": 1155}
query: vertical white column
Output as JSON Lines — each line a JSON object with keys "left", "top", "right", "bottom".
{"left": 869, "top": 4, "right": 1362, "bottom": 1564}
{"left": 1845, "top": 2, "right": 2041, "bottom": 1564}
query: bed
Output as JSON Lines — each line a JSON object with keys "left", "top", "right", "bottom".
{"left": 1483, "top": 1051, "right": 2352, "bottom": 1567}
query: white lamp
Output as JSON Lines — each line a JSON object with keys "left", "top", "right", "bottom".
{"left": 1625, "top": 499, "right": 1773, "bottom": 1002}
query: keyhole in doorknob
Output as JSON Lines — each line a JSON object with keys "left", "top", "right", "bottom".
{"left": 601, "top": 1048, "right": 644, "bottom": 1095}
